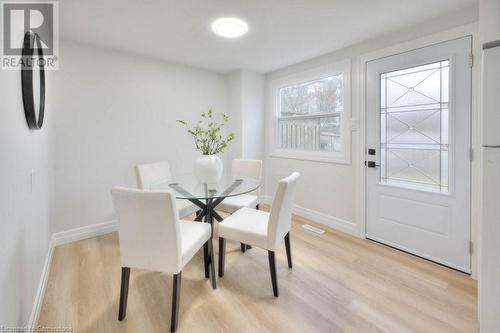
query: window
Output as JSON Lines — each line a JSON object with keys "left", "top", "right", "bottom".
{"left": 379, "top": 60, "right": 449, "bottom": 193}
{"left": 269, "top": 61, "right": 351, "bottom": 163}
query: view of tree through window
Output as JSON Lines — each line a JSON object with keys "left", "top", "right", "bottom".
{"left": 278, "top": 74, "right": 344, "bottom": 152}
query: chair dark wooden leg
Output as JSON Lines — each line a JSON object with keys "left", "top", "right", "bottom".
{"left": 203, "top": 242, "right": 210, "bottom": 278}
{"left": 118, "top": 267, "right": 130, "bottom": 320}
{"left": 284, "top": 232, "right": 292, "bottom": 268}
{"left": 218, "top": 237, "right": 226, "bottom": 277}
{"left": 268, "top": 251, "right": 279, "bottom": 297}
{"left": 241, "top": 243, "right": 253, "bottom": 251}
{"left": 208, "top": 239, "right": 216, "bottom": 289}
{"left": 170, "top": 272, "right": 182, "bottom": 332}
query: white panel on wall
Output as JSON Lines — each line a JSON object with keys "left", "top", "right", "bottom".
{"left": 226, "top": 70, "right": 265, "bottom": 163}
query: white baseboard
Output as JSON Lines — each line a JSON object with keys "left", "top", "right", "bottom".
{"left": 52, "top": 220, "right": 118, "bottom": 246}
{"left": 261, "top": 195, "right": 359, "bottom": 237}
{"left": 28, "top": 220, "right": 119, "bottom": 326}
{"left": 293, "top": 204, "right": 359, "bottom": 236}
{"left": 28, "top": 236, "right": 55, "bottom": 328}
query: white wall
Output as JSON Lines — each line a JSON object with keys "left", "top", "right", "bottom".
{"left": 52, "top": 40, "right": 227, "bottom": 232}
{"left": 479, "top": 0, "right": 500, "bottom": 43}
{"left": 264, "top": 6, "right": 478, "bottom": 236}
{"left": 0, "top": 64, "right": 54, "bottom": 324}
{"left": 226, "top": 70, "right": 265, "bottom": 163}
{"left": 226, "top": 71, "right": 243, "bottom": 162}
{"left": 241, "top": 71, "right": 265, "bottom": 160}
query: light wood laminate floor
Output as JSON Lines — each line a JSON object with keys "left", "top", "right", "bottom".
{"left": 38, "top": 211, "right": 478, "bottom": 332}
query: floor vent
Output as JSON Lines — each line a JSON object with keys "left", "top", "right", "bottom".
{"left": 302, "top": 224, "right": 325, "bottom": 235}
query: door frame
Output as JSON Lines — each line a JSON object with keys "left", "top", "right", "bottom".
{"left": 355, "top": 23, "right": 481, "bottom": 277}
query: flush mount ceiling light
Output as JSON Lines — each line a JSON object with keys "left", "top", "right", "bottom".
{"left": 211, "top": 18, "right": 248, "bottom": 38}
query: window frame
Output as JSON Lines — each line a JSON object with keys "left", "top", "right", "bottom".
{"left": 268, "top": 59, "right": 352, "bottom": 164}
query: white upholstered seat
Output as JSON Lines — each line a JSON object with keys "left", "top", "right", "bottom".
{"left": 216, "top": 207, "right": 269, "bottom": 249}
{"left": 216, "top": 159, "right": 262, "bottom": 214}
{"left": 176, "top": 199, "right": 199, "bottom": 220}
{"left": 135, "top": 161, "right": 198, "bottom": 218}
{"left": 218, "top": 172, "right": 300, "bottom": 297}
{"left": 111, "top": 187, "right": 215, "bottom": 332}
{"left": 218, "top": 194, "right": 259, "bottom": 214}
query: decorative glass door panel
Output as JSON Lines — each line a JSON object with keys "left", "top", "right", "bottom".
{"left": 380, "top": 61, "right": 450, "bottom": 193}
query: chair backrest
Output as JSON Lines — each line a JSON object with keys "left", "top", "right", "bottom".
{"left": 135, "top": 161, "right": 172, "bottom": 189}
{"left": 231, "top": 159, "right": 262, "bottom": 180}
{"left": 111, "top": 187, "right": 182, "bottom": 273}
{"left": 267, "top": 172, "right": 300, "bottom": 250}
{"left": 232, "top": 159, "right": 263, "bottom": 195}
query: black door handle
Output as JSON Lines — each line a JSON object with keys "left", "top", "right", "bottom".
{"left": 366, "top": 161, "right": 380, "bottom": 168}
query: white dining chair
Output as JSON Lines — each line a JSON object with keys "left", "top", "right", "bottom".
{"left": 135, "top": 161, "right": 199, "bottom": 219}
{"left": 217, "top": 159, "right": 262, "bottom": 214}
{"left": 111, "top": 187, "right": 216, "bottom": 332}
{"left": 217, "top": 172, "right": 300, "bottom": 297}
{"left": 216, "top": 159, "right": 263, "bottom": 252}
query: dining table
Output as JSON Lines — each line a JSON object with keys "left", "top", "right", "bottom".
{"left": 150, "top": 173, "right": 261, "bottom": 276}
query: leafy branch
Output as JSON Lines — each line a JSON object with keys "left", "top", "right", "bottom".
{"left": 177, "top": 109, "right": 235, "bottom": 155}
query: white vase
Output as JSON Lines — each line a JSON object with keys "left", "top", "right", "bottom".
{"left": 194, "top": 154, "right": 223, "bottom": 183}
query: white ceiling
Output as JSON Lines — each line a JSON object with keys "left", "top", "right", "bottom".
{"left": 60, "top": 0, "right": 477, "bottom": 73}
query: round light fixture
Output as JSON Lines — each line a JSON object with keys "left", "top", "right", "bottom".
{"left": 211, "top": 18, "right": 248, "bottom": 38}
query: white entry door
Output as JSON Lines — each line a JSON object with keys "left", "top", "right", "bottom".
{"left": 366, "top": 37, "right": 472, "bottom": 273}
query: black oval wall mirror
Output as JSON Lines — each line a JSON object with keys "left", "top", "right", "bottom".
{"left": 21, "top": 31, "right": 45, "bottom": 130}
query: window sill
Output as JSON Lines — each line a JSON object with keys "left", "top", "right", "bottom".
{"left": 269, "top": 150, "right": 351, "bottom": 165}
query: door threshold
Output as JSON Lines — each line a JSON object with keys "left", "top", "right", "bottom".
{"left": 366, "top": 237, "right": 471, "bottom": 276}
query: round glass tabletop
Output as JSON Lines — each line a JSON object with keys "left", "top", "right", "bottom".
{"left": 149, "top": 173, "right": 261, "bottom": 200}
